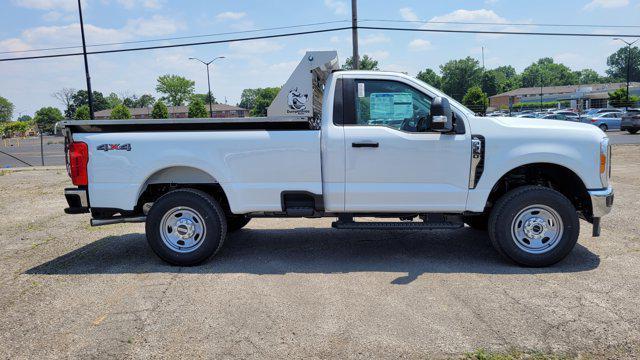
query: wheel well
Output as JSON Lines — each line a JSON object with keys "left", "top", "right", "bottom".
{"left": 486, "top": 163, "right": 592, "bottom": 220}
{"left": 136, "top": 167, "right": 231, "bottom": 217}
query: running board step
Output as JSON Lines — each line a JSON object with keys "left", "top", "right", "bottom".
{"left": 331, "top": 221, "right": 463, "bottom": 230}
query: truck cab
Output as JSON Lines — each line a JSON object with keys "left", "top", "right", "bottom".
{"left": 61, "top": 51, "right": 614, "bottom": 267}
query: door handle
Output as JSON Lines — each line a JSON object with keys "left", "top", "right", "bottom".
{"left": 352, "top": 142, "right": 379, "bottom": 148}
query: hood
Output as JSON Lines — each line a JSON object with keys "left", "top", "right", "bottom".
{"left": 470, "top": 116, "right": 606, "bottom": 143}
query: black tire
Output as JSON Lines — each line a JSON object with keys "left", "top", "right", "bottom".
{"left": 488, "top": 186, "right": 579, "bottom": 267}
{"left": 599, "top": 124, "right": 608, "bottom": 131}
{"left": 146, "top": 189, "right": 227, "bottom": 266}
{"left": 628, "top": 129, "right": 638, "bottom": 134}
{"left": 227, "top": 215, "right": 251, "bottom": 232}
{"left": 463, "top": 214, "right": 488, "bottom": 231}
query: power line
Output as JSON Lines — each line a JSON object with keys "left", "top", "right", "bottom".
{"left": 0, "top": 20, "right": 351, "bottom": 55}
{"left": 0, "top": 27, "right": 352, "bottom": 62}
{"left": 1, "top": 26, "right": 639, "bottom": 63}
{"left": 360, "top": 18, "right": 640, "bottom": 29}
{"left": 358, "top": 26, "right": 640, "bottom": 38}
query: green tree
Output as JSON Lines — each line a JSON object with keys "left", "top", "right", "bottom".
{"left": 575, "top": 69, "right": 604, "bottom": 84}
{"left": 462, "top": 86, "right": 489, "bottom": 115}
{"left": 342, "top": 54, "right": 379, "bottom": 70}
{"left": 191, "top": 92, "right": 216, "bottom": 107}
{"left": 239, "top": 88, "right": 260, "bottom": 110}
{"left": 105, "top": 92, "right": 121, "bottom": 109}
{"left": 492, "top": 65, "right": 521, "bottom": 93}
{"left": 188, "top": 97, "right": 208, "bottom": 118}
{"left": 34, "top": 107, "right": 64, "bottom": 133}
{"left": 110, "top": 104, "right": 131, "bottom": 119}
{"left": 156, "top": 74, "right": 195, "bottom": 106}
{"left": 122, "top": 96, "right": 137, "bottom": 108}
{"left": 480, "top": 70, "right": 500, "bottom": 97}
{"left": 71, "top": 90, "right": 109, "bottom": 113}
{"left": 73, "top": 105, "right": 91, "bottom": 120}
{"left": 606, "top": 46, "right": 640, "bottom": 82}
{"left": 136, "top": 94, "right": 156, "bottom": 108}
{"left": 250, "top": 87, "right": 280, "bottom": 117}
{"left": 608, "top": 87, "right": 640, "bottom": 108}
{"left": 151, "top": 100, "right": 169, "bottom": 119}
{"left": 18, "top": 114, "right": 32, "bottom": 122}
{"left": 2, "top": 121, "right": 31, "bottom": 137}
{"left": 520, "top": 58, "right": 578, "bottom": 87}
{"left": 416, "top": 68, "right": 441, "bottom": 89}
{"left": 439, "top": 57, "right": 482, "bottom": 101}
{"left": 0, "top": 96, "right": 14, "bottom": 122}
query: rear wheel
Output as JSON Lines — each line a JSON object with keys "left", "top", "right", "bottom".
{"left": 628, "top": 129, "right": 638, "bottom": 134}
{"left": 146, "top": 189, "right": 227, "bottom": 266}
{"left": 599, "top": 124, "right": 608, "bottom": 131}
{"left": 488, "top": 186, "right": 579, "bottom": 267}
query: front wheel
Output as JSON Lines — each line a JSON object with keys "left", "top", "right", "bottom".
{"left": 599, "top": 124, "right": 608, "bottom": 131}
{"left": 488, "top": 186, "right": 579, "bottom": 267}
{"left": 146, "top": 189, "right": 227, "bottom": 266}
{"left": 628, "top": 129, "right": 638, "bottom": 134}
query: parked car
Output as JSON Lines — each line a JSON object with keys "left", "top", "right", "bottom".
{"left": 621, "top": 109, "right": 640, "bottom": 134}
{"left": 59, "top": 51, "right": 613, "bottom": 268}
{"left": 515, "top": 114, "right": 538, "bottom": 118}
{"left": 584, "top": 112, "right": 622, "bottom": 131}
{"left": 584, "top": 108, "right": 622, "bottom": 117}
{"left": 541, "top": 114, "right": 580, "bottom": 122}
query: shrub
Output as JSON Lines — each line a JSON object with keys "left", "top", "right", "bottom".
{"left": 188, "top": 97, "right": 208, "bottom": 118}
{"left": 73, "top": 105, "right": 91, "bottom": 120}
{"left": 151, "top": 100, "right": 169, "bottom": 119}
{"left": 110, "top": 104, "right": 131, "bottom": 120}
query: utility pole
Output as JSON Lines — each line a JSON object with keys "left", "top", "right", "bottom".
{"left": 481, "top": 46, "right": 485, "bottom": 70}
{"left": 613, "top": 38, "right": 638, "bottom": 111}
{"left": 189, "top": 56, "right": 225, "bottom": 118}
{"left": 77, "top": 0, "right": 94, "bottom": 119}
{"left": 351, "top": 0, "right": 359, "bottom": 70}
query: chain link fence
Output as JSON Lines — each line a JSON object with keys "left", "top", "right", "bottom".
{"left": 1, "top": 135, "right": 65, "bottom": 168}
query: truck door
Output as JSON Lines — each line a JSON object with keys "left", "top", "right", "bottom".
{"left": 341, "top": 77, "right": 471, "bottom": 212}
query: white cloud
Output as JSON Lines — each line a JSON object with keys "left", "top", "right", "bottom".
{"left": 125, "top": 15, "right": 181, "bottom": 37}
{"left": 583, "top": 0, "right": 629, "bottom": 10}
{"left": 425, "top": 9, "right": 531, "bottom": 39}
{"left": 228, "top": 40, "right": 284, "bottom": 54}
{"left": 399, "top": 7, "right": 418, "bottom": 21}
{"left": 428, "top": 9, "right": 507, "bottom": 25}
{"left": 12, "top": 0, "right": 80, "bottom": 11}
{"left": 408, "top": 39, "right": 432, "bottom": 51}
{"left": 360, "top": 33, "right": 390, "bottom": 45}
{"left": 368, "top": 50, "right": 389, "bottom": 61}
{"left": 117, "top": 0, "right": 163, "bottom": 9}
{"left": 324, "top": 0, "right": 347, "bottom": 15}
{"left": 215, "top": 11, "right": 247, "bottom": 20}
{"left": 0, "top": 38, "right": 31, "bottom": 52}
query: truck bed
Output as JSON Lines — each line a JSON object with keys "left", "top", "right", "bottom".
{"left": 59, "top": 116, "right": 315, "bottom": 133}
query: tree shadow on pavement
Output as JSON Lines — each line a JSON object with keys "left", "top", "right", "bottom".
{"left": 25, "top": 227, "right": 600, "bottom": 284}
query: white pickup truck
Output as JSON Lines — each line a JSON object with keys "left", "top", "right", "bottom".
{"left": 60, "top": 51, "right": 614, "bottom": 267}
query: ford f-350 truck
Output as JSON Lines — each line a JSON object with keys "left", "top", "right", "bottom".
{"left": 60, "top": 51, "right": 614, "bottom": 267}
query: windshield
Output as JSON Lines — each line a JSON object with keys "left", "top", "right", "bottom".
{"left": 411, "top": 76, "right": 475, "bottom": 116}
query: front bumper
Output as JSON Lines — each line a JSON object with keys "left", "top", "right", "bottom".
{"left": 64, "top": 187, "right": 90, "bottom": 214}
{"left": 588, "top": 187, "right": 614, "bottom": 236}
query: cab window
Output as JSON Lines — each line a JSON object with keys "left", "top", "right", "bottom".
{"left": 353, "top": 80, "right": 432, "bottom": 132}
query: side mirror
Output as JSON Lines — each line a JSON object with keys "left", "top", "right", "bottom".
{"left": 430, "top": 97, "right": 453, "bottom": 132}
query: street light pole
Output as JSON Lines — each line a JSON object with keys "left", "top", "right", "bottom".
{"left": 351, "top": 0, "right": 359, "bottom": 70}
{"left": 613, "top": 38, "right": 638, "bottom": 111}
{"left": 189, "top": 56, "right": 225, "bottom": 118}
{"left": 77, "top": 0, "right": 94, "bottom": 119}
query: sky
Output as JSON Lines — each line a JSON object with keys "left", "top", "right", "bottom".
{"left": 1, "top": 0, "right": 639, "bottom": 116}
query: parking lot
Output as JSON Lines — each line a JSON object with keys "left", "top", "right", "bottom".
{"left": 0, "top": 144, "right": 638, "bottom": 359}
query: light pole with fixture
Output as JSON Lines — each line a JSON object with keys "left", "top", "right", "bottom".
{"left": 189, "top": 56, "right": 225, "bottom": 118}
{"left": 613, "top": 38, "right": 638, "bottom": 110}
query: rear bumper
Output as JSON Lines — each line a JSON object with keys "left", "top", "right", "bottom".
{"left": 64, "top": 187, "right": 89, "bottom": 214}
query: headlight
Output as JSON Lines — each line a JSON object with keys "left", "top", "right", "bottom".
{"left": 599, "top": 137, "right": 611, "bottom": 187}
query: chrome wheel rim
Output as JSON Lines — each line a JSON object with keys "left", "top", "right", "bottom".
{"left": 511, "top": 204, "right": 563, "bottom": 254}
{"left": 160, "top": 206, "right": 206, "bottom": 253}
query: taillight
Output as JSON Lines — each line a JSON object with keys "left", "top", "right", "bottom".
{"left": 68, "top": 141, "right": 88, "bottom": 186}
